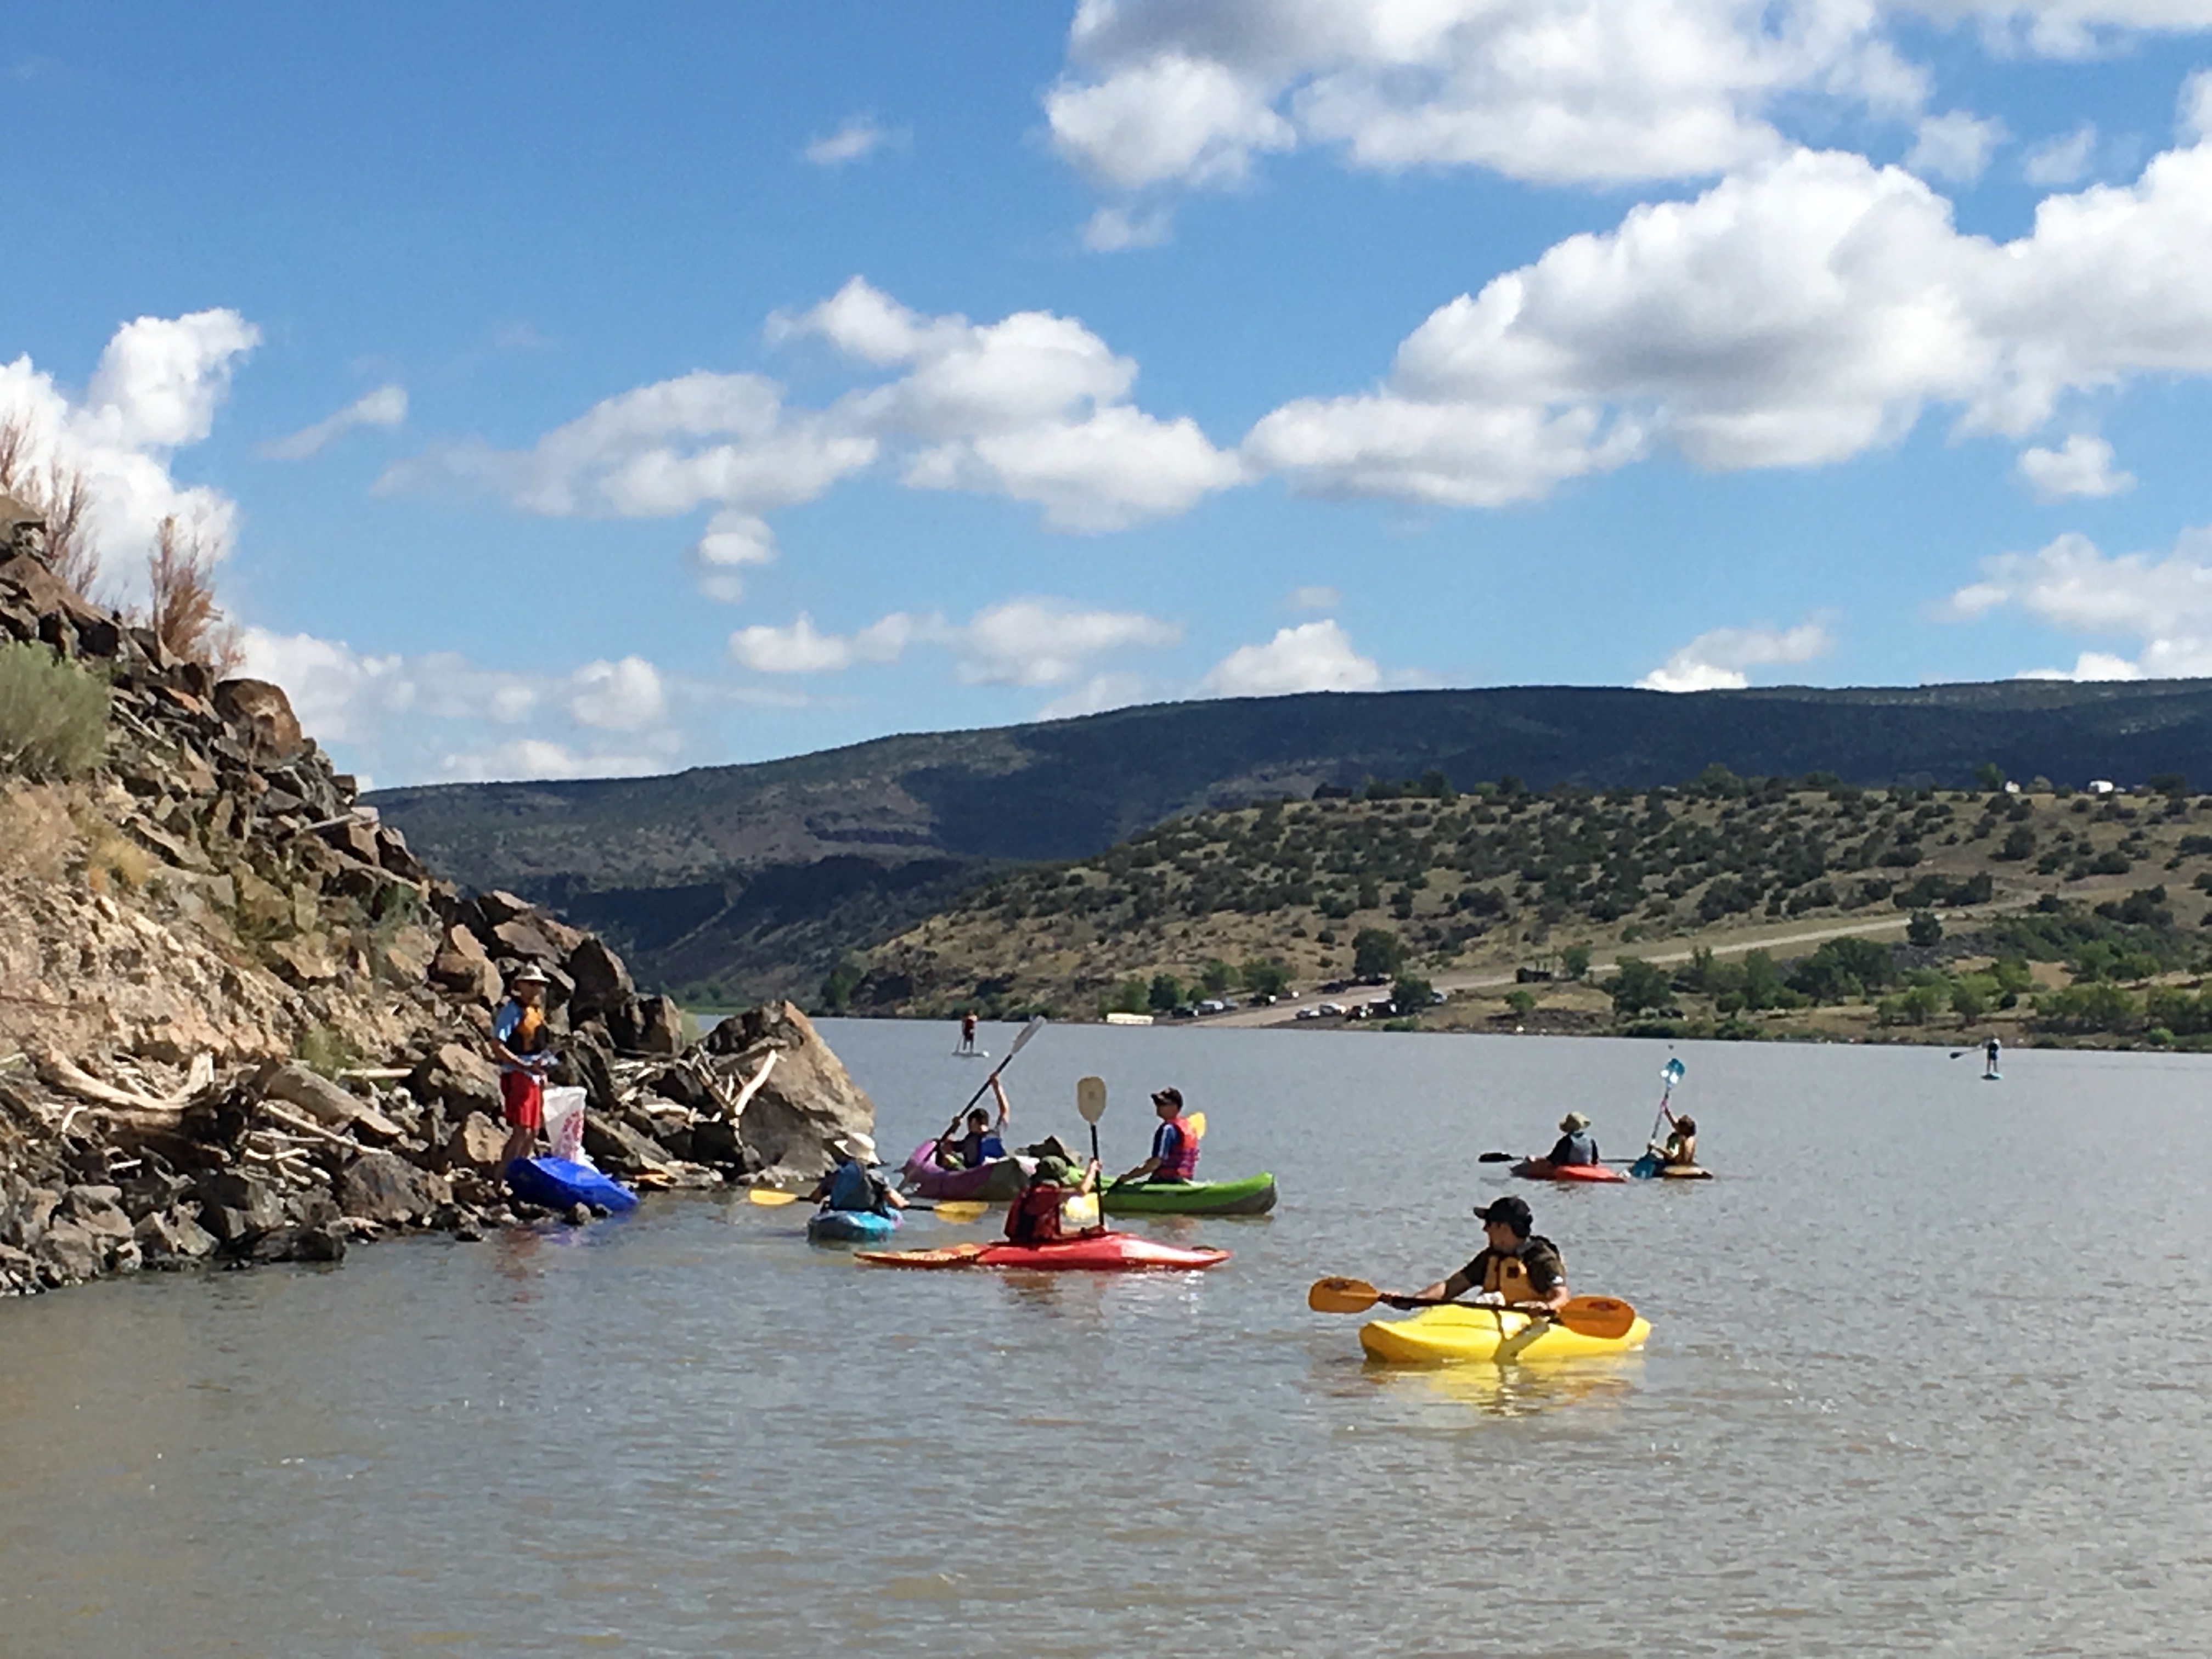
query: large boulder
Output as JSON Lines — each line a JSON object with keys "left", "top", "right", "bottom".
{"left": 212, "top": 678, "right": 307, "bottom": 764}
{"left": 135, "top": 1205, "right": 218, "bottom": 1265}
{"left": 336, "top": 1150, "right": 445, "bottom": 1226}
{"left": 612, "top": 994, "right": 685, "bottom": 1057}
{"left": 195, "top": 1171, "right": 286, "bottom": 1244}
{"left": 439, "top": 1111, "right": 509, "bottom": 1175}
{"left": 256, "top": 1060, "right": 405, "bottom": 1141}
{"left": 701, "top": 1002, "right": 874, "bottom": 1181}
{"left": 408, "top": 1041, "right": 504, "bottom": 1118}
{"left": 565, "top": 938, "right": 634, "bottom": 1024}
{"left": 430, "top": 924, "right": 503, "bottom": 1006}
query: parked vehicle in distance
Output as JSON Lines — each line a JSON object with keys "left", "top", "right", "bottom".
{"left": 1429, "top": 989, "right": 1449, "bottom": 1004}
{"left": 1294, "top": 1006, "right": 1322, "bottom": 1020}
{"left": 1197, "top": 998, "right": 1226, "bottom": 1014}
{"left": 1316, "top": 1001, "right": 1344, "bottom": 1015}
{"left": 1171, "top": 1005, "right": 1198, "bottom": 1019}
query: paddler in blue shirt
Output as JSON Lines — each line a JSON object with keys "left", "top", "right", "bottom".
{"left": 1115, "top": 1087, "right": 1199, "bottom": 1185}
{"left": 490, "top": 964, "right": 556, "bottom": 1167}
{"left": 810, "top": 1132, "right": 906, "bottom": 1216}
{"left": 934, "top": 1076, "right": 1011, "bottom": 1170}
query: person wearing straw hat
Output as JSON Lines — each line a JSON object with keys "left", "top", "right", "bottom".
{"left": 491, "top": 964, "right": 557, "bottom": 1166}
{"left": 1542, "top": 1111, "right": 1601, "bottom": 1170}
{"left": 810, "top": 1133, "right": 905, "bottom": 1215}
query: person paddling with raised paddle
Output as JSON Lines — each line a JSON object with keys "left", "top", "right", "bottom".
{"left": 1391, "top": 1194, "right": 1568, "bottom": 1312}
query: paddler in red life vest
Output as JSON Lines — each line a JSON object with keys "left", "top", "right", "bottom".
{"left": 1115, "top": 1087, "right": 1200, "bottom": 1185}
{"left": 1389, "top": 1195, "right": 1568, "bottom": 1312}
{"left": 490, "top": 964, "right": 557, "bottom": 1166}
{"left": 1005, "top": 1153, "right": 1098, "bottom": 1246}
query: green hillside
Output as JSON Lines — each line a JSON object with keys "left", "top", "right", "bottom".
{"left": 853, "top": 767, "right": 2212, "bottom": 1044}
{"left": 369, "top": 678, "right": 2212, "bottom": 1002}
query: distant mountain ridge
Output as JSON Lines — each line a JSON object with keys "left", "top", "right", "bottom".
{"left": 368, "top": 678, "right": 2212, "bottom": 1000}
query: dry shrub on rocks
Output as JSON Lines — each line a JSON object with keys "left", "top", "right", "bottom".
{"left": 0, "top": 782, "right": 78, "bottom": 881}
{"left": 144, "top": 516, "right": 242, "bottom": 676}
{"left": 0, "top": 641, "right": 108, "bottom": 778}
{"left": 0, "top": 413, "right": 98, "bottom": 597}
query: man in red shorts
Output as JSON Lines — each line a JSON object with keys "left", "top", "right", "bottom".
{"left": 491, "top": 964, "right": 556, "bottom": 1166}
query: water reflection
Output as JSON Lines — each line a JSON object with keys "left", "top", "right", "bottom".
{"left": 1364, "top": 1355, "right": 1645, "bottom": 1419}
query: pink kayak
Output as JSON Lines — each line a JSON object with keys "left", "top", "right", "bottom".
{"left": 1510, "top": 1159, "right": 1629, "bottom": 1184}
{"left": 856, "top": 1232, "right": 1231, "bottom": 1272}
{"left": 901, "top": 1139, "right": 1031, "bottom": 1201}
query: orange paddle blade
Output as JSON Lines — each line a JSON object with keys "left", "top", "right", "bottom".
{"left": 1308, "top": 1276, "right": 1383, "bottom": 1313}
{"left": 1555, "top": 1295, "right": 1638, "bottom": 1340}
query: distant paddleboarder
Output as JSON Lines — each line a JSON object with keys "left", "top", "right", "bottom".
{"left": 957, "top": 1009, "right": 980, "bottom": 1056}
{"left": 1984, "top": 1035, "right": 2002, "bottom": 1080}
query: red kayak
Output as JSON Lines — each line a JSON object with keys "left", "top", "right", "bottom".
{"left": 855, "top": 1232, "right": 1230, "bottom": 1272}
{"left": 1510, "top": 1159, "right": 1628, "bottom": 1184}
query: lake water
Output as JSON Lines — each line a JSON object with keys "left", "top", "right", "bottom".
{"left": 4, "top": 1022, "right": 2210, "bottom": 1657}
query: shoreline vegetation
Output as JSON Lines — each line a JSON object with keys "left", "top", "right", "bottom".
{"left": 838, "top": 765, "right": 2212, "bottom": 1052}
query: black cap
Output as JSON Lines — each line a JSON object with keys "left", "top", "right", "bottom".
{"left": 1151, "top": 1087, "right": 1183, "bottom": 1107}
{"left": 1472, "top": 1195, "right": 1533, "bottom": 1234}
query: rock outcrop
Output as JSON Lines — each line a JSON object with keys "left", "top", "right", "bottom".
{"left": 0, "top": 550, "right": 874, "bottom": 1296}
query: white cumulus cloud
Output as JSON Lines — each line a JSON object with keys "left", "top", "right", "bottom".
{"left": 0, "top": 309, "right": 259, "bottom": 599}
{"left": 260, "top": 383, "right": 407, "bottom": 461}
{"left": 729, "top": 596, "right": 1182, "bottom": 687}
{"left": 2016, "top": 433, "right": 2135, "bottom": 500}
{"left": 1906, "top": 111, "right": 2006, "bottom": 182}
{"left": 1639, "top": 620, "right": 1835, "bottom": 691}
{"left": 1944, "top": 527, "right": 2212, "bottom": 679}
{"left": 240, "top": 627, "right": 687, "bottom": 785}
{"left": 803, "top": 114, "right": 905, "bottom": 167}
{"left": 1244, "top": 114, "right": 2212, "bottom": 506}
{"left": 1202, "top": 618, "right": 1381, "bottom": 696}
{"left": 2023, "top": 122, "right": 2098, "bottom": 185}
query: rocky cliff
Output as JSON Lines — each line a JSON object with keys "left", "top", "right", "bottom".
{"left": 0, "top": 550, "right": 872, "bottom": 1296}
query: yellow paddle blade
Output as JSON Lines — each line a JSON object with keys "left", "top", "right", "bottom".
{"left": 1187, "top": 1111, "right": 1206, "bottom": 1139}
{"left": 1308, "top": 1276, "right": 1383, "bottom": 1314}
{"left": 1555, "top": 1295, "right": 1638, "bottom": 1340}
{"left": 933, "top": 1201, "right": 987, "bottom": 1222}
{"left": 1060, "top": 1192, "right": 1100, "bottom": 1228}
{"left": 746, "top": 1188, "right": 803, "bottom": 1206}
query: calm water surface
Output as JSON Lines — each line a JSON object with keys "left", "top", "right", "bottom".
{"left": 4, "top": 1024, "right": 2210, "bottom": 1656}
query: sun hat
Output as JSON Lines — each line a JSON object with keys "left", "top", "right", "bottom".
{"left": 1034, "top": 1155, "right": 1076, "bottom": 1184}
{"left": 832, "top": 1131, "right": 877, "bottom": 1164}
{"left": 1558, "top": 1111, "right": 1590, "bottom": 1132}
{"left": 510, "top": 964, "right": 551, "bottom": 985}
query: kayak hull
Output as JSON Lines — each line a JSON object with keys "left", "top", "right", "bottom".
{"left": 901, "top": 1139, "right": 1031, "bottom": 1201}
{"left": 1359, "top": 1304, "right": 1652, "bottom": 1364}
{"left": 1629, "top": 1155, "right": 1713, "bottom": 1180}
{"left": 506, "top": 1156, "right": 640, "bottom": 1214}
{"left": 806, "top": 1207, "right": 899, "bottom": 1243}
{"left": 856, "top": 1232, "right": 1229, "bottom": 1272}
{"left": 1510, "top": 1160, "right": 1628, "bottom": 1184}
{"left": 1102, "top": 1173, "right": 1277, "bottom": 1216}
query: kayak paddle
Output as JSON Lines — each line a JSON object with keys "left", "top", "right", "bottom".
{"left": 745, "top": 1187, "right": 980, "bottom": 1219}
{"left": 1647, "top": 1056, "right": 1684, "bottom": 1147}
{"left": 1187, "top": 1110, "right": 1206, "bottom": 1139}
{"left": 1306, "top": 1278, "right": 1638, "bottom": 1339}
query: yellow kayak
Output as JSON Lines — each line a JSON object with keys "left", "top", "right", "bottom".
{"left": 1359, "top": 1304, "right": 1652, "bottom": 1364}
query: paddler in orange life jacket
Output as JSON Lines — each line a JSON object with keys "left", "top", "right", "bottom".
{"left": 490, "top": 964, "right": 557, "bottom": 1166}
{"left": 1005, "top": 1153, "right": 1098, "bottom": 1246}
{"left": 1115, "top": 1086, "right": 1200, "bottom": 1185}
{"left": 1390, "top": 1195, "right": 1568, "bottom": 1311}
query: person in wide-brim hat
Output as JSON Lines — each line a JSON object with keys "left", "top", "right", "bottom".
{"left": 1543, "top": 1111, "right": 1600, "bottom": 1170}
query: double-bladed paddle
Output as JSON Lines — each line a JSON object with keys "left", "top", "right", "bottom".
{"left": 745, "top": 1187, "right": 985, "bottom": 1221}
{"left": 1306, "top": 1277, "right": 1638, "bottom": 1339}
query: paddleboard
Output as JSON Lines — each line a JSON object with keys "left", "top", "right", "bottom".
{"left": 952, "top": 1049, "right": 991, "bottom": 1058}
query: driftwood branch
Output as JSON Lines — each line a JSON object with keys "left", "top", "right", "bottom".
{"left": 256, "top": 1101, "right": 360, "bottom": 1151}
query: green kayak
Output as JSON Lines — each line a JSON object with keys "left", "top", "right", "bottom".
{"left": 1101, "top": 1173, "right": 1278, "bottom": 1216}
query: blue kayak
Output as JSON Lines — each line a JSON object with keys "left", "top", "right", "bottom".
{"left": 807, "top": 1207, "right": 899, "bottom": 1243}
{"left": 507, "top": 1156, "right": 640, "bottom": 1214}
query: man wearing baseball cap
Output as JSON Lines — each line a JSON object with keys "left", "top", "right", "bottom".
{"left": 1114, "top": 1086, "right": 1200, "bottom": 1185}
{"left": 1390, "top": 1194, "right": 1568, "bottom": 1311}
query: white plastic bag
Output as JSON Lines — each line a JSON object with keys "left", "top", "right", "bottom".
{"left": 543, "top": 1085, "right": 590, "bottom": 1164}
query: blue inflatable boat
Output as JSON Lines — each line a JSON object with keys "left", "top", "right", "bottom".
{"left": 506, "top": 1156, "right": 640, "bottom": 1214}
{"left": 806, "top": 1207, "right": 899, "bottom": 1243}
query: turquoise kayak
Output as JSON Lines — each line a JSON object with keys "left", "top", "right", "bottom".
{"left": 507, "top": 1156, "right": 639, "bottom": 1214}
{"left": 806, "top": 1207, "right": 899, "bottom": 1243}
{"left": 1101, "top": 1173, "right": 1277, "bottom": 1216}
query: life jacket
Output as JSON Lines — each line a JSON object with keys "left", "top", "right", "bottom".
{"left": 1006, "top": 1183, "right": 1067, "bottom": 1244}
{"left": 1550, "top": 1131, "right": 1599, "bottom": 1167}
{"left": 495, "top": 1000, "right": 550, "bottom": 1076}
{"left": 1155, "top": 1116, "right": 1200, "bottom": 1181}
{"left": 1481, "top": 1235, "right": 1563, "bottom": 1301}
{"left": 826, "top": 1160, "right": 891, "bottom": 1215}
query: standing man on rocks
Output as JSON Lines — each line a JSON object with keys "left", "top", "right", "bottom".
{"left": 492, "top": 964, "right": 556, "bottom": 1167}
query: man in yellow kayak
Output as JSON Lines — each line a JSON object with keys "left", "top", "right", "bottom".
{"left": 1390, "top": 1195, "right": 1568, "bottom": 1311}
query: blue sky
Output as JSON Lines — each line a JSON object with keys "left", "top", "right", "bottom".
{"left": 5, "top": 2, "right": 2212, "bottom": 786}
